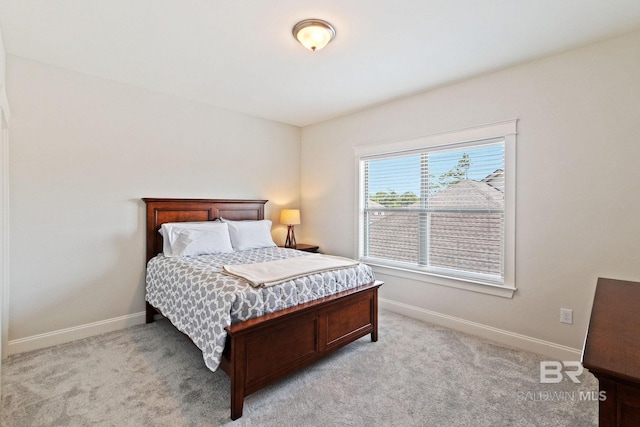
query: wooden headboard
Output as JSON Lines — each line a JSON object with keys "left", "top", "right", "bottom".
{"left": 143, "top": 198, "right": 267, "bottom": 262}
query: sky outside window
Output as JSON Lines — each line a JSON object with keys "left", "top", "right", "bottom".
{"left": 367, "top": 142, "right": 504, "bottom": 197}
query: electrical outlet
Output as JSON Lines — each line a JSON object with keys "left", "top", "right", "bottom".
{"left": 560, "top": 308, "right": 573, "bottom": 324}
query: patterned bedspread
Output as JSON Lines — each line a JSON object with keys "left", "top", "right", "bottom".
{"left": 145, "top": 247, "right": 375, "bottom": 371}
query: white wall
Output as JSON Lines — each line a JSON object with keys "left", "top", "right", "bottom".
{"left": 6, "top": 31, "right": 640, "bottom": 359}
{"left": 300, "top": 31, "right": 640, "bottom": 357}
{"left": 0, "top": 25, "right": 7, "bottom": 389}
{"left": 7, "top": 56, "right": 300, "bottom": 348}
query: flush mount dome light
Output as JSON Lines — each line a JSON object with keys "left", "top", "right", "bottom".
{"left": 292, "top": 19, "right": 336, "bottom": 51}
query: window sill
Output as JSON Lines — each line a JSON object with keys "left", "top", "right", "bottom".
{"left": 363, "top": 260, "right": 516, "bottom": 299}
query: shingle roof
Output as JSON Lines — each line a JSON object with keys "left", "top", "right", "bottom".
{"left": 365, "top": 179, "right": 504, "bottom": 274}
{"left": 429, "top": 179, "right": 503, "bottom": 210}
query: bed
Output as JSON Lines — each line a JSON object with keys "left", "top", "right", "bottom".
{"left": 143, "top": 198, "right": 381, "bottom": 420}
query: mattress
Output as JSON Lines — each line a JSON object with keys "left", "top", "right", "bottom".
{"left": 145, "top": 247, "right": 375, "bottom": 371}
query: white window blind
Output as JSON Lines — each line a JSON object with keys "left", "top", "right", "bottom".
{"left": 360, "top": 137, "right": 506, "bottom": 284}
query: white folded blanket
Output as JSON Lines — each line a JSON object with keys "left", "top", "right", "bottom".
{"left": 222, "top": 254, "right": 359, "bottom": 288}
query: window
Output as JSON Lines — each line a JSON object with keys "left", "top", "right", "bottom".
{"left": 356, "top": 121, "right": 516, "bottom": 294}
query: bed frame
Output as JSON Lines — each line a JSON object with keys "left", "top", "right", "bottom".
{"left": 143, "top": 198, "right": 381, "bottom": 420}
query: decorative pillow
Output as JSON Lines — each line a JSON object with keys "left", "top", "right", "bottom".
{"left": 160, "top": 222, "right": 233, "bottom": 257}
{"left": 220, "top": 219, "right": 276, "bottom": 251}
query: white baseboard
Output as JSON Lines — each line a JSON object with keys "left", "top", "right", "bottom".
{"left": 7, "top": 301, "right": 581, "bottom": 360}
{"left": 379, "top": 298, "right": 582, "bottom": 361}
{"left": 7, "top": 311, "right": 146, "bottom": 356}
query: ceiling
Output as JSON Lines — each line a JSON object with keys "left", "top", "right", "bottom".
{"left": 1, "top": 1, "right": 640, "bottom": 127}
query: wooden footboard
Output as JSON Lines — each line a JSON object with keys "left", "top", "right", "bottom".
{"left": 219, "top": 281, "right": 381, "bottom": 420}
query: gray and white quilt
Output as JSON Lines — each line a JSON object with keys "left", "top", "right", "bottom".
{"left": 145, "top": 247, "right": 375, "bottom": 372}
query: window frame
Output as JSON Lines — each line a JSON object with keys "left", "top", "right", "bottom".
{"left": 354, "top": 120, "right": 517, "bottom": 298}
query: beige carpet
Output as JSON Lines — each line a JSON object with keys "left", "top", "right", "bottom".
{"left": 1, "top": 310, "right": 598, "bottom": 426}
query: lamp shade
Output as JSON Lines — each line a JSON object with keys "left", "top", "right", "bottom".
{"left": 292, "top": 19, "right": 335, "bottom": 51}
{"left": 280, "top": 209, "right": 301, "bottom": 225}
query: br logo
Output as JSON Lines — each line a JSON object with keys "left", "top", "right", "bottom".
{"left": 540, "top": 361, "right": 584, "bottom": 384}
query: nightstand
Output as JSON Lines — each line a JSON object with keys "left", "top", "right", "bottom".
{"left": 281, "top": 244, "right": 319, "bottom": 253}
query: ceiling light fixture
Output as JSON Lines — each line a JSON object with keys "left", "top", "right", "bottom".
{"left": 292, "top": 19, "right": 336, "bottom": 52}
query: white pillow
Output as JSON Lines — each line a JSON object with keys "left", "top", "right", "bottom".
{"left": 221, "top": 219, "right": 276, "bottom": 251}
{"left": 159, "top": 221, "right": 208, "bottom": 255}
{"left": 160, "top": 222, "right": 233, "bottom": 257}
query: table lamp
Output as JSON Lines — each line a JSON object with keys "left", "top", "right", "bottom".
{"left": 280, "top": 209, "right": 301, "bottom": 248}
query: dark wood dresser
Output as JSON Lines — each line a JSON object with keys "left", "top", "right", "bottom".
{"left": 582, "top": 277, "right": 640, "bottom": 427}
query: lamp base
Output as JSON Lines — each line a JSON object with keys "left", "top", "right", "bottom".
{"left": 285, "top": 225, "right": 297, "bottom": 248}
